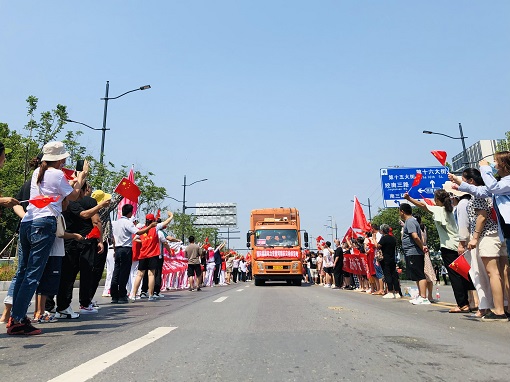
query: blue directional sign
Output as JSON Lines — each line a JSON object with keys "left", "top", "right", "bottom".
{"left": 380, "top": 167, "right": 449, "bottom": 208}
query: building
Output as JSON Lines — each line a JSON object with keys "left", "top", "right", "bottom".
{"left": 451, "top": 140, "right": 503, "bottom": 173}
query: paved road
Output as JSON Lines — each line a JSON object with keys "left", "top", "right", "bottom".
{"left": 1, "top": 281, "right": 509, "bottom": 381}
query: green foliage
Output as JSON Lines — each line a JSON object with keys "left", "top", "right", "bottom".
{"left": 0, "top": 262, "right": 17, "bottom": 281}
{"left": 496, "top": 131, "right": 510, "bottom": 152}
{"left": 0, "top": 96, "right": 173, "bottom": 252}
{"left": 168, "top": 211, "right": 218, "bottom": 245}
{"left": 370, "top": 205, "right": 440, "bottom": 254}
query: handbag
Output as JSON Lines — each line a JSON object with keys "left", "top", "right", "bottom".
{"left": 375, "top": 249, "right": 384, "bottom": 262}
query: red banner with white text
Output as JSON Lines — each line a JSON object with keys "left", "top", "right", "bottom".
{"left": 343, "top": 251, "right": 370, "bottom": 277}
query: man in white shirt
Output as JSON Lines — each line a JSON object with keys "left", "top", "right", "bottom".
{"left": 111, "top": 204, "right": 156, "bottom": 303}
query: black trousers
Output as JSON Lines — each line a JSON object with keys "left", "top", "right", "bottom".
{"left": 142, "top": 256, "right": 164, "bottom": 294}
{"left": 110, "top": 247, "right": 132, "bottom": 299}
{"left": 214, "top": 263, "right": 221, "bottom": 284}
{"left": 56, "top": 240, "right": 97, "bottom": 311}
{"left": 381, "top": 259, "right": 400, "bottom": 292}
{"left": 440, "top": 247, "right": 474, "bottom": 307}
{"left": 333, "top": 269, "right": 343, "bottom": 287}
{"left": 232, "top": 268, "right": 238, "bottom": 282}
{"left": 89, "top": 240, "right": 107, "bottom": 301}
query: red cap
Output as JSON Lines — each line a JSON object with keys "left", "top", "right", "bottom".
{"left": 146, "top": 213, "right": 156, "bottom": 221}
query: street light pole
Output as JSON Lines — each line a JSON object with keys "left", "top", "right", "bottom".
{"left": 459, "top": 122, "right": 468, "bottom": 169}
{"left": 100, "top": 81, "right": 110, "bottom": 164}
{"left": 181, "top": 175, "right": 208, "bottom": 242}
{"left": 99, "top": 81, "right": 151, "bottom": 164}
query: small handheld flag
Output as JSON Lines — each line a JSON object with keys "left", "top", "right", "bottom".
{"left": 114, "top": 177, "right": 141, "bottom": 203}
{"left": 85, "top": 226, "right": 101, "bottom": 239}
{"left": 431, "top": 150, "right": 447, "bottom": 166}
{"left": 20, "top": 195, "right": 61, "bottom": 208}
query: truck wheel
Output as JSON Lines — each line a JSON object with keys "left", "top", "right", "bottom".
{"left": 255, "top": 279, "right": 264, "bottom": 286}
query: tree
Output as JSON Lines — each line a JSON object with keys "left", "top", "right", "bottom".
{"left": 168, "top": 211, "right": 218, "bottom": 245}
{"left": 0, "top": 96, "right": 170, "bottom": 254}
{"left": 496, "top": 131, "right": 510, "bottom": 152}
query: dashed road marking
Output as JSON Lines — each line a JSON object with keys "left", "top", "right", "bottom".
{"left": 48, "top": 327, "right": 177, "bottom": 382}
{"left": 214, "top": 296, "right": 229, "bottom": 303}
{"left": 236, "top": 289, "right": 244, "bottom": 292}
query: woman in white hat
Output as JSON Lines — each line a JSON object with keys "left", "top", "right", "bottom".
{"left": 7, "top": 141, "right": 88, "bottom": 335}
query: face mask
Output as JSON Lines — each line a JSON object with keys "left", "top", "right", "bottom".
{"left": 488, "top": 163, "right": 498, "bottom": 176}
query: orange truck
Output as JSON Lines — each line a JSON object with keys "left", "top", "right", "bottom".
{"left": 247, "top": 208, "right": 308, "bottom": 286}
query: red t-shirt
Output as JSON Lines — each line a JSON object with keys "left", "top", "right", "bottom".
{"left": 139, "top": 227, "right": 160, "bottom": 259}
{"left": 132, "top": 237, "right": 141, "bottom": 261}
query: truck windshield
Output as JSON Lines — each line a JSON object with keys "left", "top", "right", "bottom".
{"left": 255, "top": 229, "right": 298, "bottom": 247}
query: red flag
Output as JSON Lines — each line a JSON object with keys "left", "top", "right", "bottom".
{"left": 420, "top": 194, "right": 436, "bottom": 206}
{"left": 411, "top": 173, "right": 423, "bottom": 188}
{"left": 202, "top": 237, "right": 210, "bottom": 249}
{"left": 431, "top": 150, "right": 447, "bottom": 166}
{"left": 352, "top": 196, "right": 371, "bottom": 231}
{"left": 116, "top": 167, "right": 140, "bottom": 218}
{"left": 342, "top": 227, "right": 359, "bottom": 243}
{"left": 28, "top": 195, "right": 61, "bottom": 208}
{"left": 448, "top": 253, "right": 471, "bottom": 280}
{"left": 61, "top": 168, "right": 75, "bottom": 181}
{"left": 156, "top": 209, "right": 161, "bottom": 220}
{"left": 85, "top": 226, "right": 101, "bottom": 240}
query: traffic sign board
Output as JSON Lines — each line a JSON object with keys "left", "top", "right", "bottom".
{"left": 380, "top": 167, "right": 449, "bottom": 207}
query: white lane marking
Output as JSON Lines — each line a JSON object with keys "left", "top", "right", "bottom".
{"left": 236, "top": 289, "right": 244, "bottom": 292}
{"left": 245, "top": 285, "right": 250, "bottom": 288}
{"left": 48, "top": 327, "right": 177, "bottom": 382}
{"left": 214, "top": 296, "right": 228, "bottom": 303}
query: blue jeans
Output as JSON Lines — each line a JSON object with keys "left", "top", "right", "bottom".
{"left": 4, "top": 243, "right": 23, "bottom": 302}
{"left": 506, "top": 238, "right": 510, "bottom": 258}
{"left": 11, "top": 217, "right": 56, "bottom": 321}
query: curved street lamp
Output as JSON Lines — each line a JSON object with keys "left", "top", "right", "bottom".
{"left": 99, "top": 81, "right": 151, "bottom": 164}
{"left": 181, "top": 175, "right": 208, "bottom": 241}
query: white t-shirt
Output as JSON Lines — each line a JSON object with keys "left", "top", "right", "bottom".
{"left": 322, "top": 249, "right": 334, "bottom": 267}
{"left": 112, "top": 216, "right": 139, "bottom": 247}
{"left": 239, "top": 261, "right": 247, "bottom": 272}
{"left": 22, "top": 167, "right": 74, "bottom": 222}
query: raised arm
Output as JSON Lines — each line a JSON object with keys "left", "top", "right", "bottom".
{"left": 403, "top": 193, "right": 428, "bottom": 211}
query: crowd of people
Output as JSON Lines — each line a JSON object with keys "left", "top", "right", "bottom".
{"left": 0, "top": 140, "right": 255, "bottom": 336}
{"left": 301, "top": 152, "right": 510, "bottom": 322}
{"left": 1, "top": 140, "right": 509, "bottom": 334}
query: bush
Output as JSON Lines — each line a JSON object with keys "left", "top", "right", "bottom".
{"left": 0, "top": 263, "right": 16, "bottom": 281}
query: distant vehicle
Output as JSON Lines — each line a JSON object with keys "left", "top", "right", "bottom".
{"left": 247, "top": 207, "right": 308, "bottom": 286}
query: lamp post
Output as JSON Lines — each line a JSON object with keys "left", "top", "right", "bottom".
{"left": 99, "top": 81, "right": 151, "bottom": 164}
{"left": 181, "top": 175, "right": 208, "bottom": 242}
{"left": 351, "top": 198, "right": 372, "bottom": 221}
{"left": 423, "top": 123, "right": 468, "bottom": 171}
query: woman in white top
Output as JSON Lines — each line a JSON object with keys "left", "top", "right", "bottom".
{"left": 7, "top": 142, "right": 87, "bottom": 335}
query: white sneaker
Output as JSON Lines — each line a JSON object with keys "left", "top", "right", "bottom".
{"left": 324, "top": 284, "right": 331, "bottom": 288}
{"left": 79, "top": 305, "right": 98, "bottom": 314}
{"left": 394, "top": 294, "right": 402, "bottom": 299}
{"left": 382, "top": 293, "right": 395, "bottom": 299}
{"left": 55, "top": 306, "right": 80, "bottom": 319}
{"left": 411, "top": 296, "right": 431, "bottom": 305}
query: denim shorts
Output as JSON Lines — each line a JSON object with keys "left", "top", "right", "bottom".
{"left": 37, "top": 256, "right": 63, "bottom": 296}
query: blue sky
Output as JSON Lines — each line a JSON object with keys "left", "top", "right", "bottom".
{"left": 1, "top": 1, "right": 509, "bottom": 249}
